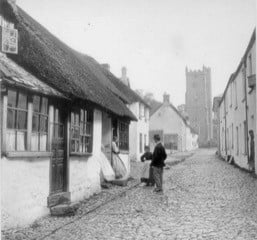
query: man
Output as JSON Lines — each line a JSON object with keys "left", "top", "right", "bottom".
{"left": 249, "top": 130, "right": 255, "bottom": 172}
{"left": 151, "top": 134, "right": 167, "bottom": 193}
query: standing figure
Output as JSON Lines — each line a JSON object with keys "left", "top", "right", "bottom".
{"left": 151, "top": 134, "right": 167, "bottom": 193}
{"left": 249, "top": 130, "right": 255, "bottom": 172}
{"left": 140, "top": 146, "right": 154, "bottom": 186}
{"left": 111, "top": 136, "right": 127, "bottom": 179}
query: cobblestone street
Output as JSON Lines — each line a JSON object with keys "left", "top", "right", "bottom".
{"left": 40, "top": 149, "right": 257, "bottom": 240}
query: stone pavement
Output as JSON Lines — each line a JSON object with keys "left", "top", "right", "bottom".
{"left": 3, "top": 149, "right": 257, "bottom": 239}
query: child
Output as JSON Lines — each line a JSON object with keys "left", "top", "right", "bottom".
{"left": 140, "top": 146, "right": 154, "bottom": 186}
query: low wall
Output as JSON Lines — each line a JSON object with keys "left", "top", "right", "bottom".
{"left": 1, "top": 157, "right": 49, "bottom": 230}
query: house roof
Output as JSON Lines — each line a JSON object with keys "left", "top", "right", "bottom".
{"left": 1, "top": 2, "right": 136, "bottom": 121}
{"left": 0, "top": 53, "right": 65, "bottom": 98}
{"left": 100, "top": 67, "right": 150, "bottom": 108}
{"left": 150, "top": 100, "right": 197, "bottom": 134}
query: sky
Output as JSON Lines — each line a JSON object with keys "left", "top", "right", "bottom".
{"left": 17, "top": 0, "right": 256, "bottom": 107}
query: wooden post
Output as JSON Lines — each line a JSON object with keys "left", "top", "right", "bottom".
{"left": 2, "top": 93, "right": 7, "bottom": 154}
{"left": 48, "top": 104, "right": 54, "bottom": 194}
{"left": 27, "top": 101, "right": 33, "bottom": 151}
{"left": 65, "top": 107, "right": 70, "bottom": 192}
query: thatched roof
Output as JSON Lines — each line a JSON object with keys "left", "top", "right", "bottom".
{"left": 100, "top": 67, "right": 150, "bottom": 108}
{"left": 0, "top": 53, "right": 65, "bottom": 98}
{"left": 1, "top": 1, "right": 136, "bottom": 120}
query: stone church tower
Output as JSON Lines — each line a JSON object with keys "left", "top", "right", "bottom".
{"left": 185, "top": 66, "right": 212, "bottom": 147}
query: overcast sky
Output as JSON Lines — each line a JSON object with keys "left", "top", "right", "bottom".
{"left": 18, "top": 0, "right": 256, "bottom": 106}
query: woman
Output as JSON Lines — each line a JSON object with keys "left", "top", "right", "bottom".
{"left": 112, "top": 136, "right": 127, "bottom": 179}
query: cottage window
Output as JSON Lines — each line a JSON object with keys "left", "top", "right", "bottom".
{"left": 70, "top": 108, "right": 93, "bottom": 154}
{"left": 118, "top": 121, "right": 129, "bottom": 151}
{"left": 6, "top": 90, "right": 28, "bottom": 151}
{"left": 31, "top": 96, "right": 48, "bottom": 151}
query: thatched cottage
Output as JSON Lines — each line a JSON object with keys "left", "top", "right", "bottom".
{"left": 0, "top": 0, "right": 136, "bottom": 229}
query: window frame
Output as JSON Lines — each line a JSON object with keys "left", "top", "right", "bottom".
{"left": 2, "top": 87, "right": 52, "bottom": 157}
{"left": 118, "top": 120, "right": 129, "bottom": 152}
{"left": 70, "top": 107, "right": 94, "bottom": 155}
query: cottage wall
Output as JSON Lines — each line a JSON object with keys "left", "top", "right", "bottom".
{"left": 1, "top": 157, "right": 50, "bottom": 229}
{"left": 129, "top": 102, "right": 149, "bottom": 161}
{"left": 69, "top": 109, "right": 102, "bottom": 202}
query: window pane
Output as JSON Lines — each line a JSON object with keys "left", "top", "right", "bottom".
{"left": 80, "top": 109, "right": 84, "bottom": 121}
{"left": 71, "top": 112, "right": 74, "bottom": 124}
{"left": 17, "top": 131, "right": 26, "bottom": 150}
{"left": 75, "top": 113, "right": 79, "bottom": 125}
{"left": 84, "top": 110, "right": 87, "bottom": 122}
{"left": 31, "top": 133, "right": 39, "bottom": 151}
{"left": 39, "top": 133, "right": 47, "bottom": 151}
{"left": 55, "top": 109, "right": 59, "bottom": 123}
{"left": 40, "top": 116, "right": 48, "bottom": 132}
{"left": 6, "top": 130, "right": 15, "bottom": 151}
{"left": 86, "top": 123, "right": 91, "bottom": 135}
{"left": 33, "top": 96, "right": 40, "bottom": 112}
{"left": 74, "top": 127, "right": 80, "bottom": 139}
{"left": 76, "top": 140, "right": 80, "bottom": 152}
{"left": 17, "top": 111, "right": 27, "bottom": 130}
{"left": 7, "top": 109, "right": 16, "bottom": 129}
{"left": 59, "top": 124, "right": 64, "bottom": 138}
{"left": 7, "top": 90, "right": 17, "bottom": 108}
{"left": 71, "top": 140, "right": 76, "bottom": 152}
{"left": 17, "top": 92, "right": 27, "bottom": 109}
{"left": 41, "top": 97, "right": 48, "bottom": 114}
{"left": 32, "top": 114, "right": 39, "bottom": 132}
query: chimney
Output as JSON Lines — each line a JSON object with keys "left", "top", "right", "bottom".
{"left": 163, "top": 93, "right": 170, "bottom": 104}
{"left": 121, "top": 66, "right": 130, "bottom": 87}
{"left": 121, "top": 67, "right": 127, "bottom": 81}
{"left": 101, "top": 63, "right": 110, "bottom": 71}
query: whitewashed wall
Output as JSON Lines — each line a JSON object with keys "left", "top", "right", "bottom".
{"left": 129, "top": 102, "right": 149, "bottom": 161}
{"left": 1, "top": 157, "right": 50, "bottom": 229}
{"left": 69, "top": 109, "right": 102, "bottom": 202}
{"left": 150, "top": 104, "right": 183, "bottom": 152}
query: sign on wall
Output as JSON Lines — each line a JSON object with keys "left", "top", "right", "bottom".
{"left": 0, "top": 16, "right": 18, "bottom": 54}
{"left": 0, "top": 26, "right": 18, "bottom": 54}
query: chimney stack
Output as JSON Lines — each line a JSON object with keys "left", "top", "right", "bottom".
{"left": 101, "top": 63, "right": 110, "bottom": 71}
{"left": 121, "top": 66, "right": 130, "bottom": 87}
{"left": 163, "top": 93, "right": 170, "bottom": 104}
{"left": 121, "top": 67, "right": 127, "bottom": 81}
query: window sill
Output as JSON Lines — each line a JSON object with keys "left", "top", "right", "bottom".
{"left": 70, "top": 152, "right": 92, "bottom": 157}
{"left": 5, "top": 151, "right": 52, "bottom": 158}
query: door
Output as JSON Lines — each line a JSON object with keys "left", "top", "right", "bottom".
{"left": 51, "top": 106, "right": 66, "bottom": 194}
{"left": 101, "top": 112, "right": 112, "bottom": 161}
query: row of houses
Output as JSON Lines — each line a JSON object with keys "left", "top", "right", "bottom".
{"left": 0, "top": 0, "right": 199, "bottom": 230}
{"left": 0, "top": 0, "right": 151, "bottom": 229}
{"left": 214, "top": 28, "right": 256, "bottom": 175}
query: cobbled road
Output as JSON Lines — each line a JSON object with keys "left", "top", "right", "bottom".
{"left": 45, "top": 149, "right": 257, "bottom": 240}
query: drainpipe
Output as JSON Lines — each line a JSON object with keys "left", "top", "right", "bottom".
{"left": 243, "top": 61, "right": 249, "bottom": 163}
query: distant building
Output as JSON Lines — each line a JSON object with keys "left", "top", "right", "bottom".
{"left": 185, "top": 66, "right": 212, "bottom": 147}
{"left": 150, "top": 93, "right": 198, "bottom": 153}
{"left": 218, "top": 29, "right": 256, "bottom": 174}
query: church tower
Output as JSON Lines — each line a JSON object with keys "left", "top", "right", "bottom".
{"left": 185, "top": 66, "right": 212, "bottom": 147}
